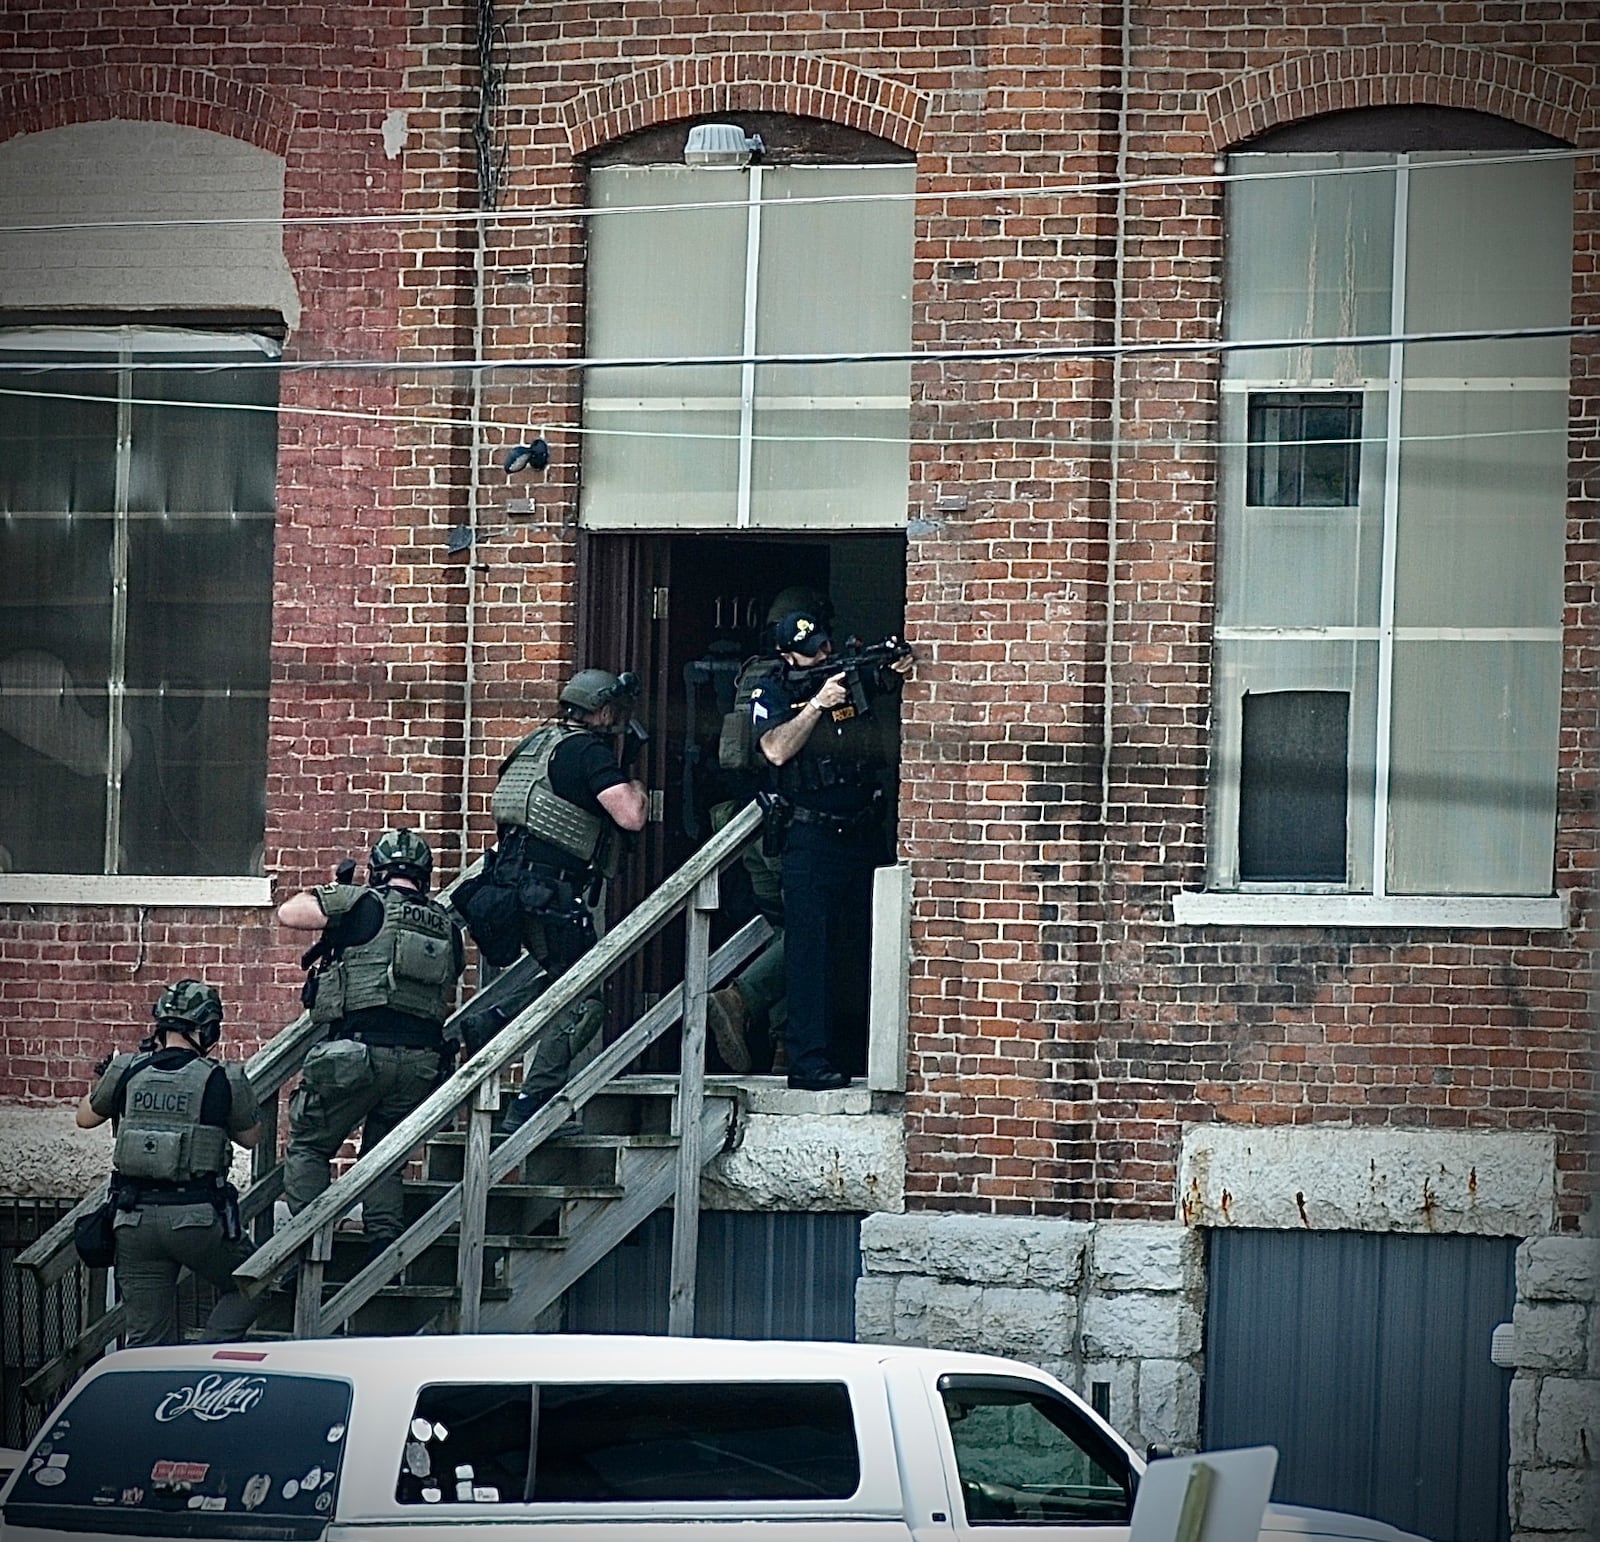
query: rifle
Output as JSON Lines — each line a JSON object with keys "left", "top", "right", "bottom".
{"left": 782, "top": 637, "right": 915, "bottom": 724}
{"left": 619, "top": 717, "right": 650, "bottom": 774}
{"left": 298, "top": 856, "right": 359, "bottom": 1008}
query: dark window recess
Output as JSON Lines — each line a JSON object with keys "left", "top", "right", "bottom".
{"left": 1246, "top": 393, "right": 1362, "bottom": 507}
{"left": 397, "top": 1381, "right": 861, "bottom": 1505}
{"left": 1239, "top": 690, "right": 1350, "bottom": 882}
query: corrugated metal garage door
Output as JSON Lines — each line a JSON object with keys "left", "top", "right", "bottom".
{"left": 564, "top": 1210, "right": 861, "bottom": 1340}
{"left": 1203, "top": 1228, "right": 1515, "bottom": 1542}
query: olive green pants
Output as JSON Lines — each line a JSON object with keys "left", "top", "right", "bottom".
{"left": 283, "top": 1042, "right": 441, "bottom": 1242}
{"left": 112, "top": 1203, "right": 263, "bottom": 1348}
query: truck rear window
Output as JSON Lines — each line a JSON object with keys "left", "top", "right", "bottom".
{"left": 395, "top": 1381, "right": 860, "bottom": 1504}
{"left": 2, "top": 1366, "right": 352, "bottom": 1540}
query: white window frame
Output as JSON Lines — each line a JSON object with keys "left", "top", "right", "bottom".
{"left": 1182, "top": 149, "right": 1570, "bottom": 931}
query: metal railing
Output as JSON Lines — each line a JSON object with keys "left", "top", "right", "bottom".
{"left": 18, "top": 800, "right": 767, "bottom": 1396}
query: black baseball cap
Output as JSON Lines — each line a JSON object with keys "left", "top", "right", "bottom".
{"left": 774, "top": 611, "right": 830, "bottom": 657}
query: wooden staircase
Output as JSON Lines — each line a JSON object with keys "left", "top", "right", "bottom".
{"left": 16, "top": 801, "right": 769, "bottom": 1403}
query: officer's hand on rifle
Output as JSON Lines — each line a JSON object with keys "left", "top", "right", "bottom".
{"left": 811, "top": 671, "right": 850, "bottom": 713}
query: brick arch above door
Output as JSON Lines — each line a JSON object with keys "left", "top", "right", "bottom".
{"left": 561, "top": 56, "right": 929, "bottom": 159}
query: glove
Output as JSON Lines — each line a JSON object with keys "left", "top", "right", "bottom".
{"left": 92, "top": 1052, "right": 114, "bottom": 1077}
{"left": 335, "top": 858, "right": 358, "bottom": 884}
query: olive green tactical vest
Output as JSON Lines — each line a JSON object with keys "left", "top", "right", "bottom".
{"left": 112, "top": 1055, "right": 230, "bottom": 1184}
{"left": 491, "top": 723, "right": 609, "bottom": 869}
{"left": 719, "top": 654, "right": 782, "bottom": 772}
{"left": 311, "top": 885, "right": 458, "bottom": 1026}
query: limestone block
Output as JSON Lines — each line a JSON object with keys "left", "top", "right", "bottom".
{"left": 1513, "top": 1303, "right": 1590, "bottom": 1373}
{"left": 976, "top": 1287, "right": 1077, "bottom": 1363}
{"left": 1138, "top": 1359, "right": 1202, "bottom": 1449}
{"left": 1519, "top": 1238, "right": 1600, "bottom": 1304}
{"left": 1180, "top": 1126, "right": 1555, "bottom": 1236}
{"left": 860, "top": 1213, "right": 931, "bottom": 1274}
{"left": 1516, "top": 1467, "right": 1593, "bottom": 1533}
{"left": 702, "top": 1112, "right": 904, "bottom": 1213}
{"left": 920, "top": 1214, "right": 1090, "bottom": 1289}
{"left": 1092, "top": 1222, "right": 1202, "bottom": 1294}
{"left": 1022, "top": 1220, "right": 1093, "bottom": 1291}
{"left": 1081, "top": 1292, "right": 1203, "bottom": 1360}
{"left": 854, "top": 1276, "right": 897, "bottom": 1344}
{"left": 1510, "top": 1373, "right": 1540, "bottom": 1466}
{"left": 1537, "top": 1376, "right": 1600, "bottom": 1466}
{"left": 891, "top": 1277, "right": 985, "bottom": 1350}
{"left": 1078, "top": 1361, "right": 1139, "bottom": 1436}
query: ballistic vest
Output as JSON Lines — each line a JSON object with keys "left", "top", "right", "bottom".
{"left": 718, "top": 654, "right": 782, "bottom": 772}
{"left": 112, "top": 1053, "right": 230, "bottom": 1185}
{"left": 491, "top": 723, "right": 610, "bottom": 871}
{"left": 311, "top": 884, "right": 458, "bottom": 1027}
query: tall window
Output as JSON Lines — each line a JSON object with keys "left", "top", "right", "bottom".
{"left": 1212, "top": 122, "right": 1571, "bottom": 898}
{"left": 581, "top": 151, "right": 915, "bottom": 531}
{"left": 0, "top": 329, "right": 277, "bottom": 877}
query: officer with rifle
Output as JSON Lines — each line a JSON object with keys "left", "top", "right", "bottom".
{"left": 751, "top": 611, "right": 914, "bottom": 1091}
{"left": 75, "top": 979, "right": 265, "bottom": 1346}
{"left": 277, "top": 828, "right": 465, "bottom": 1261}
{"left": 454, "top": 668, "right": 648, "bottom": 1134}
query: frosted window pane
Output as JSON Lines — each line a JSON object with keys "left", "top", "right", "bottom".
{"left": 1216, "top": 392, "right": 1386, "bottom": 629}
{"left": 1225, "top": 154, "right": 1393, "bottom": 382}
{"left": 0, "top": 357, "right": 119, "bottom": 513}
{"left": 1211, "top": 639, "right": 1377, "bottom": 892}
{"left": 582, "top": 169, "right": 748, "bottom": 527}
{"left": 1394, "top": 389, "right": 1567, "bottom": 629}
{"left": 129, "top": 358, "right": 278, "bottom": 514}
{"left": 1403, "top": 155, "right": 1573, "bottom": 381}
{"left": 1388, "top": 640, "right": 1560, "bottom": 895}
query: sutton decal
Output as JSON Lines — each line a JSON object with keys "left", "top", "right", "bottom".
{"left": 155, "top": 1375, "right": 267, "bottom": 1424}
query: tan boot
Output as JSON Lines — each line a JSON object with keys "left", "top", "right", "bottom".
{"left": 707, "top": 986, "right": 752, "bottom": 1073}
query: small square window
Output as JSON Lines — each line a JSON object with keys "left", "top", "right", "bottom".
{"left": 1246, "top": 393, "right": 1362, "bottom": 507}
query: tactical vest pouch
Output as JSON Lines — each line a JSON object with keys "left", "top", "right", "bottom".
{"left": 301, "top": 1037, "right": 372, "bottom": 1092}
{"left": 391, "top": 928, "right": 455, "bottom": 987}
{"left": 718, "top": 709, "right": 753, "bottom": 771}
{"left": 308, "top": 966, "right": 346, "bottom": 1026}
{"left": 72, "top": 1198, "right": 117, "bottom": 1268}
{"left": 114, "top": 1126, "right": 188, "bottom": 1182}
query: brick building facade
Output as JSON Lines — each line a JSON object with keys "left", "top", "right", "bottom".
{"left": 0, "top": 3, "right": 1594, "bottom": 1536}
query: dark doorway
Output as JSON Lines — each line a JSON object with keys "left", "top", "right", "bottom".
{"left": 576, "top": 532, "right": 907, "bottom": 1052}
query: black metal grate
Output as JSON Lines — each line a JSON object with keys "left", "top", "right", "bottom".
{"left": 0, "top": 1200, "right": 89, "bottom": 1446}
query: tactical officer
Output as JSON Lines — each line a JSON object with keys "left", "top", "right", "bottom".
{"left": 753, "top": 611, "right": 913, "bottom": 1091}
{"left": 476, "top": 668, "right": 648, "bottom": 1134}
{"left": 76, "top": 979, "right": 264, "bottom": 1348}
{"left": 278, "top": 828, "right": 465, "bottom": 1256}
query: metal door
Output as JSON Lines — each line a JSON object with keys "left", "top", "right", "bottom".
{"left": 1203, "top": 1227, "right": 1515, "bottom": 1542}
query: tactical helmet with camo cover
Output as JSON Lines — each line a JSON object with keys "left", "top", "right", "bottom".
{"left": 559, "top": 668, "right": 640, "bottom": 717}
{"left": 370, "top": 827, "right": 434, "bottom": 891}
{"left": 152, "top": 978, "right": 223, "bottom": 1051}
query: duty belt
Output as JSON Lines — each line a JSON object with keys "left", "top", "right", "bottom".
{"left": 789, "top": 805, "right": 879, "bottom": 840}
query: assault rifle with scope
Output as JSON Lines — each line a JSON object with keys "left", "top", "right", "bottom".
{"left": 783, "top": 636, "right": 915, "bottom": 724}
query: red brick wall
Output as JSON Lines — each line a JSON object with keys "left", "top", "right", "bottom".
{"left": 1, "top": 1, "right": 1594, "bottom": 1232}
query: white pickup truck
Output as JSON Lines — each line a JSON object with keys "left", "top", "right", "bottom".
{"left": 0, "top": 1335, "right": 1423, "bottom": 1542}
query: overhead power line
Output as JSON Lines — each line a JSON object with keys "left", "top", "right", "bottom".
{"left": 0, "top": 145, "right": 1587, "bottom": 238}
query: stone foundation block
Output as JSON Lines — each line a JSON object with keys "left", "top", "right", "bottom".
{"left": 1537, "top": 1376, "right": 1600, "bottom": 1466}
{"left": 1516, "top": 1467, "right": 1593, "bottom": 1532}
{"left": 1510, "top": 1374, "right": 1539, "bottom": 1466}
{"left": 1081, "top": 1292, "right": 1203, "bottom": 1360}
{"left": 855, "top": 1275, "right": 896, "bottom": 1343}
{"left": 1092, "top": 1222, "right": 1201, "bottom": 1294}
{"left": 1512, "top": 1303, "right": 1590, "bottom": 1373}
{"left": 976, "top": 1286, "right": 1077, "bottom": 1362}
{"left": 1519, "top": 1238, "right": 1600, "bottom": 1304}
{"left": 1138, "top": 1359, "right": 1201, "bottom": 1448}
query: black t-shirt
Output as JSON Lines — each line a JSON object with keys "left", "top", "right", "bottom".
{"left": 520, "top": 731, "right": 631, "bottom": 875}
{"left": 320, "top": 886, "right": 465, "bottom": 1046}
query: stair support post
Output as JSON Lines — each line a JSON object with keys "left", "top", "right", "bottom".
{"left": 293, "top": 1222, "right": 334, "bottom": 1339}
{"left": 668, "top": 870, "right": 718, "bottom": 1335}
{"left": 455, "top": 1069, "right": 500, "bottom": 1333}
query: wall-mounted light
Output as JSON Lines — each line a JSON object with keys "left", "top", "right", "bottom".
{"left": 684, "top": 123, "right": 764, "bottom": 169}
{"left": 504, "top": 438, "right": 550, "bottom": 473}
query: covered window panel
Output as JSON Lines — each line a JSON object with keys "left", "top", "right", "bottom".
{"left": 1239, "top": 690, "right": 1350, "bottom": 882}
{"left": 0, "top": 328, "right": 277, "bottom": 878}
{"left": 581, "top": 160, "right": 914, "bottom": 531}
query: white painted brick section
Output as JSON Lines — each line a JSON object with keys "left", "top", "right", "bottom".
{"left": 1180, "top": 1126, "right": 1556, "bottom": 1236}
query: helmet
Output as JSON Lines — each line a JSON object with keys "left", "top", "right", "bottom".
{"left": 369, "top": 827, "right": 434, "bottom": 891}
{"left": 559, "top": 668, "right": 641, "bottom": 715}
{"left": 152, "top": 978, "right": 223, "bottom": 1051}
{"left": 766, "top": 586, "right": 833, "bottom": 628}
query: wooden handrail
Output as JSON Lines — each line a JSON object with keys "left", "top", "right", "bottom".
{"left": 234, "top": 799, "right": 764, "bottom": 1292}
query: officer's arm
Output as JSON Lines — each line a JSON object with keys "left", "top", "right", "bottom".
{"left": 598, "top": 780, "right": 648, "bottom": 831}
{"left": 75, "top": 1097, "right": 108, "bottom": 1130}
{"left": 76, "top": 1059, "right": 124, "bottom": 1129}
{"left": 231, "top": 1122, "right": 263, "bottom": 1151}
{"left": 759, "top": 670, "right": 849, "bottom": 767}
{"left": 277, "top": 889, "right": 328, "bottom": 930}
